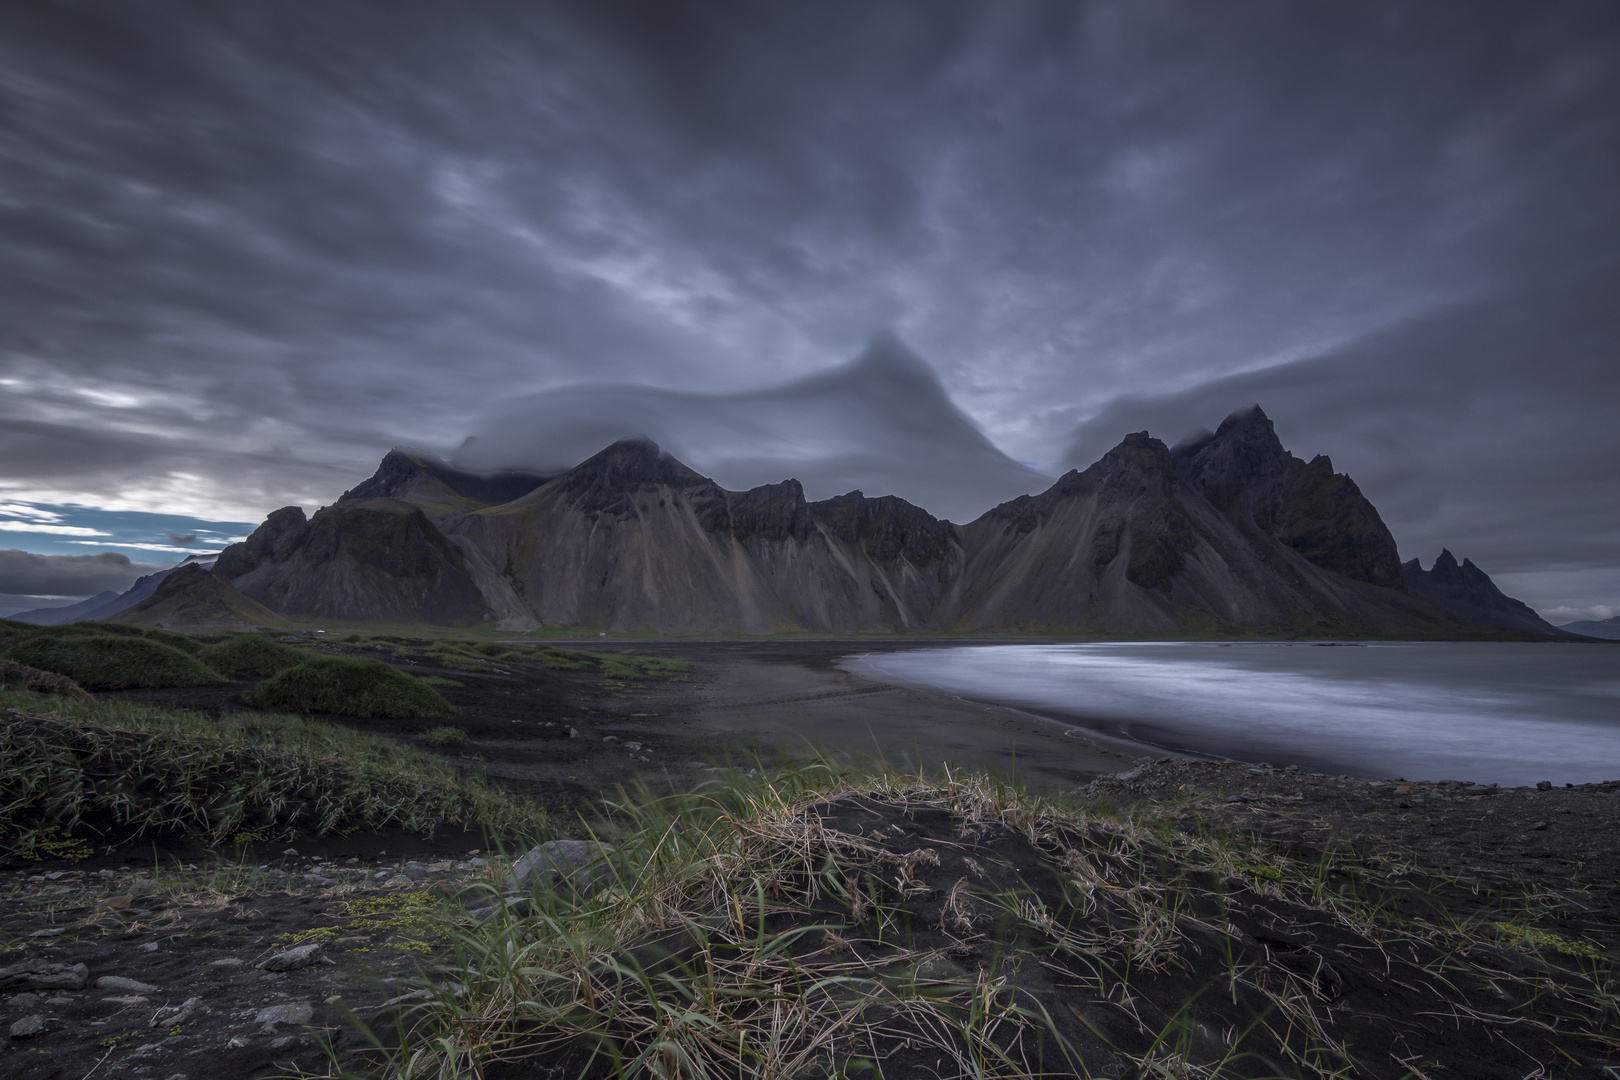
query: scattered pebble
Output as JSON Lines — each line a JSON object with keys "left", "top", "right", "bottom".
{"left": 9, "top": 1014, "right": 46, "bottom": 1038}
{"left": 96, "top": 975, "right": 161, "bottom": 993}
{"left": 260, "top": 943, "right": 322, "bottom": 972}
{"left": 150, "top": 996, "right": 206, "bottom": 1028}
{"left": 255, "top": 1002, "right": 314, "bottom": 1029}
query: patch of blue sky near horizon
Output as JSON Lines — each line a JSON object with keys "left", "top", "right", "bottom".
{"left": 0, "top": 501, "right": 255, "bottom": 562}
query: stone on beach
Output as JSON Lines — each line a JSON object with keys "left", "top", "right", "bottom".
{"left": 507, "top": 839, "right": 616, "bottom": 894}
{"left": 0, "top": 959, "right": 89, "bottom": 991}
{"left": 260, "top": 943, "right": 322, "bottom": 971}
{"left": 255, "top": 1001, "right": 314, "bottom": 1029}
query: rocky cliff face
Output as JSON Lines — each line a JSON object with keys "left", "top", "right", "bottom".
{"left": 1173, "top": 407, "right": 1404, "bottom": 588}
{"left": 200, "top": 412, "right": 1557, "bottom": 637}
{"left": 108, "top": 563, "right": 282, "bottom": 633}
{"left": 447, "top": 438, "right": 961, "bottom": 633}
{"left": 1401, "top": 550, "right": 1567, "bottom": 637}
{"left": 337, "top": 449, "right": 549, "bottom": 520}
{"left": 934, "top": 420, "right": 1436, "bottom": 635}
{"left": 214, "top": 500, "right": 490, "bottom": 627}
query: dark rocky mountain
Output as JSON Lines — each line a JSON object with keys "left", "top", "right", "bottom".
{"left": 1401, "top": 550, "right": 1569, "bottom": 637}
{"left": 1560, "top": 615, "right": 1620, "bottom": 639}
{"left": 188, "top": 408, "right": 1562, "bottom": 637}
{"left": 932, "top": 412, "right": 1437, "bottom": 634}
{"left": 1172, "top": 407, "right": 1404, "bottom": 588}
{"left": 338, "top": 449, "right": 550, "bottom": 519}
{"left": 215, "top": 500, "right": 490, "bottom": 627}
{"left": 445, "top": 438, "right": 961, "bottom": 633}
{"left": 9, "top": 554, "right": 219, "bottom": 626}
{"left": 107, "top": 563, "right": 282, "bottom": 633}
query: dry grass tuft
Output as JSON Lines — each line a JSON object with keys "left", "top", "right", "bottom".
{"left": 350, "top": 764, "right": 1616, "bottom": 1080}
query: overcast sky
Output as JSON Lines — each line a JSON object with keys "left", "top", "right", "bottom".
{"left": 1, "top": 1, "right": 1616, "bottom": 618}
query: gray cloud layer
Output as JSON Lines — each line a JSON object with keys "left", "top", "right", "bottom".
{"left": 0, "top": 550, "right": 165, "bottom": 598}
{"left": 458, "top": 335, "right": 1052, "bottom": 523}
{"left": 0, "top": 2, "right": 1616, "bottom": 605}
{"left": 1063, "top": 273, "right": 1620, "bottom": 580}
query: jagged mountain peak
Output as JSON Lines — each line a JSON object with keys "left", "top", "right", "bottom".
{"left": 196, "top": 411, "right": 1558, "bottom": 638}
{"left": 564, "top": 436, "right": 713, "bottom": 490}
{"left": 341, "top": 447, "right": 549, "bottom": 511}
{"left": 1175, "top": 404, "right": 1291, "bottom": 507}
{"left": 1402, "top": 549, "right": 1563, "bottom": 636}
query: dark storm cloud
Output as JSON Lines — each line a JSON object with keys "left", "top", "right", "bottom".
{"left": 1061, "top": 272, "right": 1620, "bottom": 594}
{"left": 458, "top": 334, "right": 1053, "bottom": 523}
{"left": 0, "top": 1, "right": 1616, "bottom": 607}
{"left": 0, "top": 550, "right": 164, "bottom": 597}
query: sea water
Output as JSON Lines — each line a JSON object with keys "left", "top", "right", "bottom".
{"left": 839, "top": 642, "right": 1620, "bottom": 786}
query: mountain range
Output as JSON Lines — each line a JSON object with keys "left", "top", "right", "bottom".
{"left": 102, "top": 405, "right": 1568, "bottom": 639}
{"left": 1558, "top": 615, "right": 1620, "bottom": 640}
{"left": 8, "top": 554, "right": 218, "bottom": 626}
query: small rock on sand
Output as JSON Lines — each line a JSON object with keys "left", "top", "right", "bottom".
{"left": 255, "top": 1002, "right": 313, "bottom": 1028}
{"left": 9, "top": 1014, "right": 47, "bottom": 1038}
{"left": 508, "top": 840, "right": 616, "bottom": 894}
{"left": 260, "top": 943, "right": 322, "bottom": 971}
{"left": 0, "top": 959, "right": 88, "bottom": 991}
{"left": 95, "top": 975, "right": 160, "bottom": 993}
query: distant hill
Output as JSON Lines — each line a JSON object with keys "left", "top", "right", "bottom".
{"left": 180, "top": 406, "right": 1570, "bottom": 638}
{"left": 1402, "top": 550, "right": 1571, "bottom": 638}
{"left": 1560, "top": 615, "right": 1620, "bottom": 639}
{"left": 8, "top": 554, "right": 221, "bottom": 626}
{"left": 106, "top": 563, "right": 284, "bottom": 633}
{"left": 7, "top": 590, "right": 122, "bottom": 626}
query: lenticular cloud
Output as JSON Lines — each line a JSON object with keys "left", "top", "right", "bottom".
{"left": 455, "top": 335, "right": 1052, "bottom": 524}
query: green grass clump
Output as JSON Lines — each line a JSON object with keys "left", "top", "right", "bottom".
{"left": 420, "top": 725, "right": 470, "bottom": 747}
{"left": 426, "top": 650, "right": 497, "bottom": 672}
{"left": 535, "top": 646, "right": 593, "bottom": 671}
{"left": 2, "top": 632, "right": 223, "bottom": 690}
{"left": 590, "top": 651, "right": 693, "bottom": 680}
{"left": 0, "top": 688, "right": 544, "bottom": 853}
{"left": 197, "top": 634, "right": 305, "bottom": 679}
{"left": 251, "top": 654, "right": 454, "bottom": 719}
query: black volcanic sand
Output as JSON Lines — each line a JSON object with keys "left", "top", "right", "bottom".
{"left": 3, "top": 639, "right": 1618, "bottom": 1078}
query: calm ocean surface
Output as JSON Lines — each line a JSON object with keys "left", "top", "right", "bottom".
{"left": 839, "top": 642, "right": 1620, "bottom": 786}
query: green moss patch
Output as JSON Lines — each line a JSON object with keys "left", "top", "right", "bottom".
{"left": 0, "top": 689, "right": 543, "bottom": 855}
{"left": 420, "top": 725, "right": 469, "bottom": 747}
{"left": 2, "top": 632, "right": 223, "bottom": 690}
{"left": 197, "top": 634, "right": 305, "bottom": 679}
{"left": 250, "top": 654, "right": 454, "bottom": 719}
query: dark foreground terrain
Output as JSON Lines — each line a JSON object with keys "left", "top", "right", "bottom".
{"left": 3, "top": 637, "right": 1617, "bottom": 1078}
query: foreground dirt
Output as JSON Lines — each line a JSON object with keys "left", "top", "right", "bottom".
{"left": 5, "top": 640, "right": 1616, "bottom": 1077}
{"left": 5, "top": 762, "right": 1617, "bottom": 1078}
{"left": 0, "top": 854, "right": 500, "bottom": 1080}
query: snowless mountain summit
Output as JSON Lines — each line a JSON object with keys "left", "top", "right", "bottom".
{"left": 192, "top": 406, "right": 1565, "bottom": 637}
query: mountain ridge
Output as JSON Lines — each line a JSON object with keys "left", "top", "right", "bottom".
{"left": 183, "top": 408, "right": 1566, "bottom": 637}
